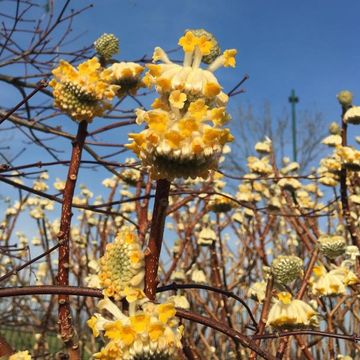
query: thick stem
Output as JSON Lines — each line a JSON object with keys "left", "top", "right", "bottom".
{"left": 144, "top": 179, "right": 170, "bottom": 300}
{"left": 57, "top": 120, "right": 88, "bottom": 360}
{"left": 340, "top": 108, "right": 359, "bottom": 247}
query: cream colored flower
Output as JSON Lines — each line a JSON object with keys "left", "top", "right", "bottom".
{"left": 336, "top": 145, "right": 360, "bottom": 171}
{"left": 255, "top": 138, "right": 272, "bottom": 154}
{"left": 88, "top": 297, "right": 182, "bottom": 360}
{"left": 127, "top": 31, "right": 236, "bottom": 180}
{"left": 310, "top": 265, "right": 359, "bottom": 297}
{"left": 247, "top": 281, "right": 267, "bottom": 303}
{"left": 322, "top": 134, "right": 342, "bottom": 147}
{"left": 266, "top": 292, "right": 318, "bottom": 329}
{"left": 344, "top": 106, "right": 360, "bottom": 125}
{"left": 191, "top": 268, "right": 207, "bottom": 283}
{"left": 108, "top": 62, "right": 145, "bottom": 96}
{"left": 197, "top": 227, "right": 216, "bottom": 246}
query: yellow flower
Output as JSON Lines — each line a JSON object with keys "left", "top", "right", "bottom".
{"left": 9, "top": 351, "right": 32, "bottom": 360}
{"left": 157, "top": 302, "right": 176, "bottom": 324}
{"left": 311, "top": 265, "right": 359, "bottom": 297}
{"left": 89, "top": 298, "right": 183, "bottom": 360}
{"left": 336, "top": 145, "right": 360, "bottom": 170}
{"left": 208, "top": 193, "right": 237, "bottom": 213}
{"left": 178, "top": 31, "right": 198, "bottom": 52}
{"left": 169, "top": 90, "right": 187, "bottom": 109}
{"left": 147, "top": 31, "right": 236, "bottom": 103}
{"left": 130, "top": 312, "right": 150, "bottom": 333}
{"left": 50, "top": 58, "right": 119, "bottom": 122}
{"left": 127, "top": 30, "right": 236, "bottom": 180}
{"left": 127, "top": 105, "right": 233, "bottom": 180}
{"left": 267, "top": 292, "right": 318, "bottom": 329}
{"left": 223, "top": 49, "right": 237, "bottom": 67}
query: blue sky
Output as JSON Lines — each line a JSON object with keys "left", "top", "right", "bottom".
{"left": 1, "top": 0, "right": 360, "bottom": 218}
{"left": 0, "top": 0, "right": 360, "bottom": 272}
{"left": 73, "top": 0, "right": 360, "bottom": 119}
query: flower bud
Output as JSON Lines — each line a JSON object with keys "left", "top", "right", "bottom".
{"left": 186, "top": 28, "right": 221, "bottom": 64}
{"left": 329, "top": 121, "right": 341, "bottom": 135}
{"left": 318, "top": 235, "right": 346, "bottom": 259}
{"left": 337, "top": 90, "right": 353, "bottom": 108}
{"left": 94, "top": 33, "right": 119, "bottom": 61}
{"left": 271, "top": 255, "right": 303, "bottom": 285}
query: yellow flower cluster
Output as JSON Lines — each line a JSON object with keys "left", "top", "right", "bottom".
{"left": 50, "top": 58, "right": 119, "bottom": 122}
{"left": 127, "top": 30, "right": 237, "bottom": 180}
{"left": 208, "top": 193, "right": 237, "bottom": 213}
{"left": 247, "top": 156, "right": 273, "bottom": 175}
{"left": 108, "top": 62, "right": 145, "bottom": 96}
{"left": 336, "top": 145, "right": 360, "bottom": 171}
{"left": 98, "top": 228, "right": 145, "bottom": 301}
{"left": 266, "top": 292, "right": 318, "bottom": 329}
{"left": 310, "top": 264, "right": 359, "bottom": 297}
{"left": 318, "top": 155, "right": 341, "bottom": 187}
{"left": 9, "top": 351, "right": 31, "bottom": 360}
{"left": 88, "top": 297, "right": 183, "bottom": 360}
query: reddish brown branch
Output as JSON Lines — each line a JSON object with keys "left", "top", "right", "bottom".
{"left": 56, "top": 120, "right": 88, "bottom": 360}
{"left": 144, "top": 179, "right": 171, "bottom": 300}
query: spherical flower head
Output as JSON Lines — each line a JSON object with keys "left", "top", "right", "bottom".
{"left": 184, "top": 28, "right": 221, "bottom": 64}
{"left": 266, "top": 292, "right": 318, "bottom": 329}
{"left": 318, "top": 234, "right": 346, "bottom": 259}
{"left": 49, "top": 58, "right": 119, "bottom": 122}
{"left": 89, "top": 298, "right": 183, "bottom": 360}
{"left": 9, "top": 351, "right": 32, "bottom": 360}
{"left": 337, "top": 90, "right": 353, "bottom": 108}
{"left": 94, "top": 33, "right": 119, "bottom": 61}
{"left": 108, "top": 62, "right": 145, "bottom": 96}
{"left": 329, "top": 121, "right": 341, "bottom": 135}
{"left": 127, "top": 101, "right": 234, "bottom": 180}
{"left": 99, "top": 228, "right": 145, "bottom": 301}
{"left": 271, "top": 255, "right": 303, "bottom": 285}
{"left": 344, "top": 106, "right": 360, "bottom": 125}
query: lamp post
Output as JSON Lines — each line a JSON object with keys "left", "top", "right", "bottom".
{"left": 288, "top": 89, "right": 299, "bottom": 162}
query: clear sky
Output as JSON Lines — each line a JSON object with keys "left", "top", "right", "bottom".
{"left": 1, "top": 0, "right": 360, "bottom": 213}
{"left": 1, "top": 0, "right": 360, "bottom": 267}
{"left": 73, "top": 0, "right": 360, "bottom": 121}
